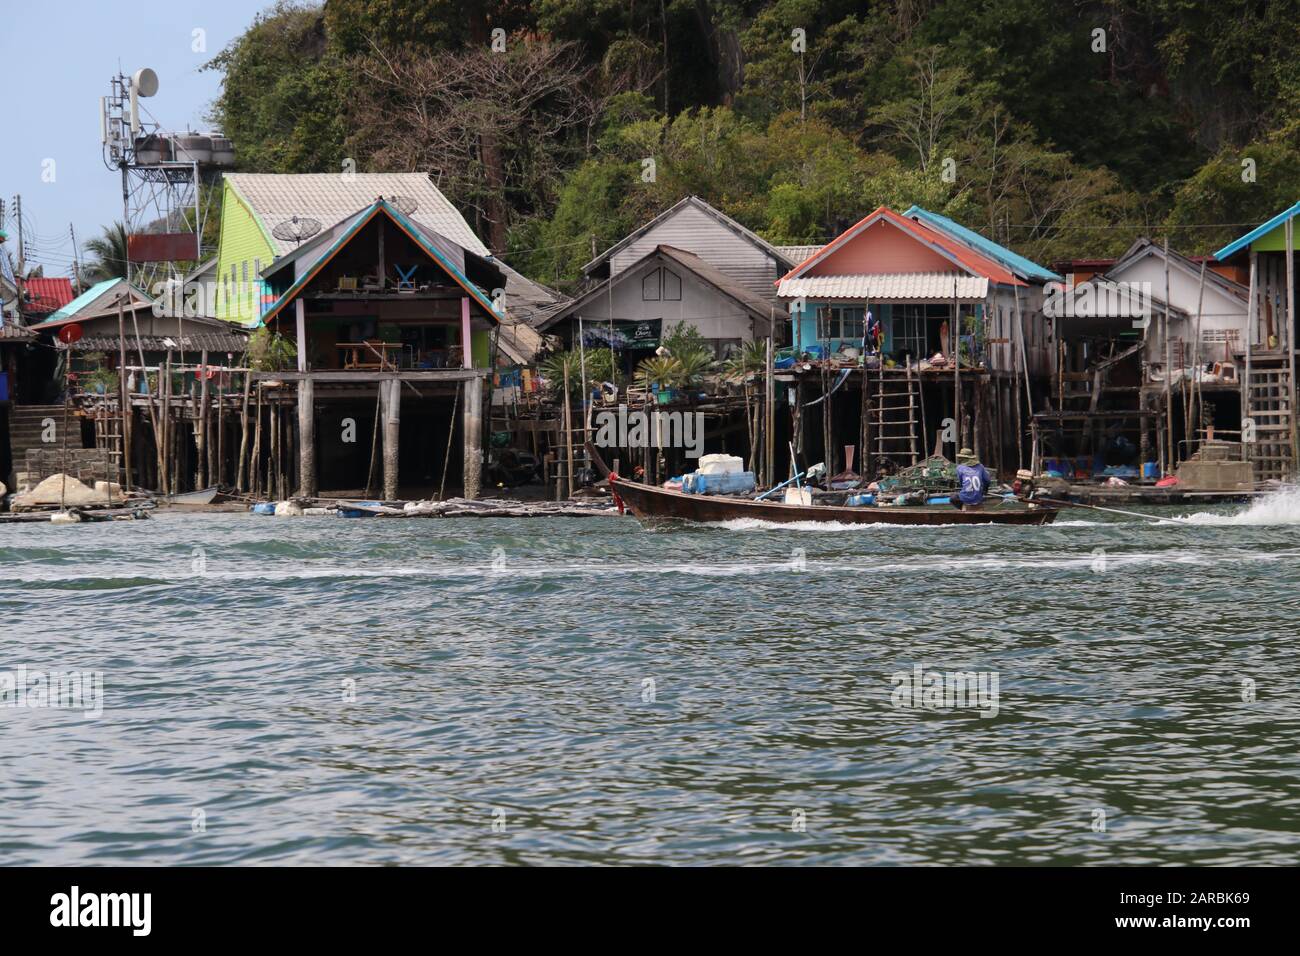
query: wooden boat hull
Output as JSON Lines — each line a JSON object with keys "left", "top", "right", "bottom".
{"left": 610, "top": 477, "right": 1059, "bottom": 526}
{"left": 164, "top": 487, "right": 220, "bottom": 505}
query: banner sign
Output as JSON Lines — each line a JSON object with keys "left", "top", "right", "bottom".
{"left": 581, "top": 319, "right": 662, "bottom": 351}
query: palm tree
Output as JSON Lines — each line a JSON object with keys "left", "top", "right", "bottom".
{"left": 81, "top": 222, "right": 130, "bottom": 285}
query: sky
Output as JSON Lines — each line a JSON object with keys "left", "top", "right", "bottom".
{"left": 0, "top": 0, "right": 273, "bottom": 282}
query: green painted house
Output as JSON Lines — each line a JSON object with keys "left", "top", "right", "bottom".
{"left": 212, "top": 172, "right": 558, "bottom": 364}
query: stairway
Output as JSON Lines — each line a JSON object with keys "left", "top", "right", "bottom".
{"left": 1244, "top": 354, "right": 1295, "bottom": 481}
{"left": 868, "top": 366, "right": 921, "bottom": 468}
{"left": 6, "top": 404, "right": 67, "bottom": 479}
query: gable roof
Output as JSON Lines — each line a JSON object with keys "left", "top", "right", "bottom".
{"left": 584, "top": 195, "right": 794, "bottom": 278}
{"left": 1214, "top": 201, "right": 1300, "bottom": 261}
{"left": 775, "top": 244, "right": 822, "bottom": 264}
{"left": 261, "top": 199, "right": 502, "bottom": 326}
{"left": 781, "top": 206, "right": 1024, "bottom": 287}
{"left": 35, "top": 277, "right": 150, "bottom": 327}
{"left": 904, "top": 206, "right": 1060, "bottom": 282}
{"left": 1109, "top": 238, "right": 1247, "bottom": 302}
{"left": 225, "top": 172, "right": 489, "bottom": 257}
{"left": 541, "top": 244, "right": 777, "bottom": 332}
{"left": 1062, "top": 274, "right": 1188, "bottom": 322}
{"left": 22, "top": 277, "right": 76, "bottom": 315}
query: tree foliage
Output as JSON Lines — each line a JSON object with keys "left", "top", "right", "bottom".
{"left": 203, "top": 0, "right": 1300, "bottom": 290}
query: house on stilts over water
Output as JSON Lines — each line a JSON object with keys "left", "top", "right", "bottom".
{"left": 774, "top": 205, "right": 1057, "bottom": 482}
{"left": 1211, "top": 202, "right": 1300, "bottom": 483}
{"left": 208, "top": 172, "right": 563, "bottom": 500}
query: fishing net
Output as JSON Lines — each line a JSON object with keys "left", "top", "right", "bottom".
{"left": 877, "top": 456, "right": 958, "bottom": 494}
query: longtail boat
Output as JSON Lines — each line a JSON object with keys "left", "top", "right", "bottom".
{"left": 608, "top": 474, "right": 1059, "bottom": 527}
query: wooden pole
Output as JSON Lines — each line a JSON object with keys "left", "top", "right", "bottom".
{"left": 382, "top": 378, "right": 401, "bottom": 500}
{"left": 952, "top": 279, "right": 961, "bottom": 451}
{"left": 1163, "top": 237, "right": 1174, "bottom": 471}
{"left": 236, "top": 363, "right": 251, "bottom": 493}
{"left": 251, "top": 384, "right": 263, "bottom": 497}
{"left": 439, "top": 382, "right": 460, "bottom": 501}
{"left": 162, "top": 351, "right": 174, "bottom": 494}
{"left": 196, "top": 350, "right": 209, "bottom": 488}
{"left": 1187, "top": 258, "right": 1207, "bottom": 449}
{"left": 765, "top": 333, "right": 775, "bottom": 488}
{"left": 562, "top": 362, "right": 574, "bottom": 498}
{"left": 117, "top": 297, "right": 132, "bottom": 492}
{"left": 1244, "top": 251, "right": 1256, "bottom": 478}
{"left": 216, "top": 371, "right": 225, "bottom": 487}
{"left": 270, "top": 389, "right": 279, "bottom": 499}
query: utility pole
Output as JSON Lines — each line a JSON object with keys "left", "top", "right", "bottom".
{"left": 14, "top": 194, "right": 25, "bottom": 315}
{"left": 69, "top": 223, "right": 81, "bottom": 293}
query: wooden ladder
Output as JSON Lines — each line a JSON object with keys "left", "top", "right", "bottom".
{"left": 871, "top": 366, "right": 921, "bottom": 467}
{"left": 1245, "top": 356, "right": 1294, "bottom": 481}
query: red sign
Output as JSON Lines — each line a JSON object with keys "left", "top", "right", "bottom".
{"left": 127, "top": 232, "right": 200, "bottom": 263}
{"left": 58, "top": 323, "right": 83, "bottom": 345}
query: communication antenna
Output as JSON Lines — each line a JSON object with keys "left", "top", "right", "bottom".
{"left": 101, "top": 67, "right": 232, "bottom": 287}
{"left": 129, "top": 68, "right": 158, "bottom": 133}
{"left": 271, "top": 216, "right": 323, "bottom": 246}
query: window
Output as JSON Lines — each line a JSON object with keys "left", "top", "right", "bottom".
{"left": 641, "top": 267, "right": 682, "bottom": 302}
{"left": 815, "top": 305, "right": 864, "bottom": 339}
{"left": 662, "top": 269, "right": 681, "bottom": 301}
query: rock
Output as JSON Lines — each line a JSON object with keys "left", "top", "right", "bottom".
{"left": 274, "top": 500, "right": 304, "bottom": 516}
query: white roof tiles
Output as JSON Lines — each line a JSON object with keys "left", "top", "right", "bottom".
{"left": 777, "top": 273, "right": 989, "bottom": 301}
{"left": 775, "top": 244, "right": 822, "bottom": 265}
{"left": 224, "top": 172, "right": 489, "bottom": 257}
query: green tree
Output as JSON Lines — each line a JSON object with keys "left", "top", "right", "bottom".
{"left": 80, "top": 223, "right": 130, "bottom": 284}
{"left": 205, "top": 1, "right": 346, "bottom": 173}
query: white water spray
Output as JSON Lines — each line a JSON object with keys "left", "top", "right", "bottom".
{"left": 1181, "top": 485, "right": 1300, "bottom": 526}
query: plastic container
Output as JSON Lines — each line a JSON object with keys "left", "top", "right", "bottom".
{"left": 846, "top": 493, "right": 876, "bottom": 507}
{"left": 688, "top": 471, "right": 756, "bottom": 496}
{"left": 926, "top": 496, "right": 952, "bottom": 505}
{"left": 697, "top": 454, "right": 744, "bottom": 475}
{"left": 1142, "top": 461, "right": 1158, "bottom": 479}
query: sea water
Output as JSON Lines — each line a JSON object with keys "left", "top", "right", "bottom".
{"left": 1, "top": 492, "right": 1298, "bottom": 864}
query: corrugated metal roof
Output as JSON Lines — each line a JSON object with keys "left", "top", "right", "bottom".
{"left": 782, "top": 207, "right": 1023, "bottom": 287}
{"left": 260, "top": 200, "right": 501, "bottom": 325}
{"left": 904, "top": 206, "right": 1061, "bottom": 282}
{"left": 1213, "top": 201, "right": 1300, "bottom": 261}
{"left": 67, "top": 332, "right": 249, "bottom": 353}
{"left": 225, "top": 172, "right": 489, "bottom": 257}
{"left": 23, "top": 277, "right": 76, "bottom": 313}
{"left": 777, "top": 273, "right": 989, "bottom": 301}
{"left": 775, "top": 244, "right": 822, "bottom": 263}
{"left": 542, "top": 244, "right": 778, "bottom": 332}
{"left": 584, "top": 196, "right": 794, "bottom": 275}
{"left": 35, "top": 278, "right": 150, "bottom": 327}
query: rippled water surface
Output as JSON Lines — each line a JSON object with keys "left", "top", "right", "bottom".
{"left": 2, "top": 492, "right": 1299, "bottom": 865}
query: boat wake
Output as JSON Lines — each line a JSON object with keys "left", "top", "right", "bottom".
{"left": 1177, "top": 485, "right": 1300, "bottom": 526}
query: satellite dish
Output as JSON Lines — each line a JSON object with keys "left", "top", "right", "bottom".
{"left": 271, "top": 216, "right": 322, "bottom": 245}
{"left": 388, "top": 195, "right": 419, "bottom": 216}
{"left": 58, "top": 324, "right": 84, "bottom": 345}
{"left": 132, "top": 68, "right": 159, "bottom": 98}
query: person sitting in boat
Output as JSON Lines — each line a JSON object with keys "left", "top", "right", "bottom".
{"left": 954, "top": 448, "right": 992, "bottom": 510}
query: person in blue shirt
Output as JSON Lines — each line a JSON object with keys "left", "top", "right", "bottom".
{"left": 954, "top": 447, "right": 992, "bottom": 509}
